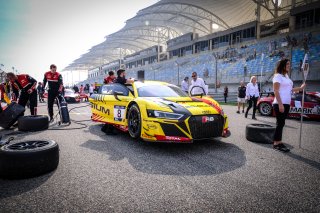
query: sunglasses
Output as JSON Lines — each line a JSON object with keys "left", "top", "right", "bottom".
{"left": 192, "top": 75, "right": 197, "bottom": 77}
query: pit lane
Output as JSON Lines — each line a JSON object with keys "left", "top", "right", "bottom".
{"left": 0, "top": 102, "right": 319, "bottom": 212}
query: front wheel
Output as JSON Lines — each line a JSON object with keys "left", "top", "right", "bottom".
{"left": 128, "top": 104, "right": 141, "bottom": 139}
{"left": 259, "top": 102, "right": 272, "bottom": 116}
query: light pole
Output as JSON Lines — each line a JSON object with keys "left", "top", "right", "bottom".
{"left": 212, "top": 53, "right": 218, "bottom": 93}
{"left": 0, "top": 64, "right": 5, "bottom": 83}
{"left": 157, "top": 29, "right": 160, "bottom": 62}
{"left": 175, "top": 61, "right": 180, "bottom": 86}
{"left": 259, "top": 53, "right": 265, "bottom": 92}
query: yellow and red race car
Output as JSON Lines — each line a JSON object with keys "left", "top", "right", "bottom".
{"left": 89, "top": 81, "right": 230, "bottom": 143}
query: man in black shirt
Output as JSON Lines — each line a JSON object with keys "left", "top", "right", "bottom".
{"left": 114, "top": 69, "right": 134, "bottom": 85}
{"left": 237, "top": 81, "right": 246, "bottom": 113}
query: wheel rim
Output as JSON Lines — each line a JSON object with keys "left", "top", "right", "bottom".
{"left": 7, "top": 141, "right": 50, "bottom": 150}
{"left": 129, "top": 109, "right": 140, "bottom": 135}
{"left": 260, "top": 103, "right": 271, "bottom": 115}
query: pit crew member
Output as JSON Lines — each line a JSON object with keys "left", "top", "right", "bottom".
{"left": 6, "top": 72, "right": 38, "bottom": 115}
{"left": 43, "top": 64, "right": 63, "bottom": 121}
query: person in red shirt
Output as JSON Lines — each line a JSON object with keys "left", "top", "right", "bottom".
{"left": 104, "top": 71, "right": 116, "bottom": 84}
{"left": 7, "top": 72, "right": 38, "bottom": 115}
{"left": 43, "top": 64, "right": 63, "bottom": 121}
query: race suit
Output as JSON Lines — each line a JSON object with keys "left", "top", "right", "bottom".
{"left": 43, "top": 71, "right": 63, "bottom": 119}
{"left": 9, "top": 74, "right": 37, "bottom": 115}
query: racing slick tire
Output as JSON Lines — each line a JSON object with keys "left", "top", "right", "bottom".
{"left": 128, "top": 104, "right": 142, "bottom": 139}
{"left": 258, "top": 102, "right": 273, "bottom": 116}
{"left": 18, "top": 115, "right": 49, "bottom": 131}
{"left": 0, "top": 140, "right": 59, "bottom": 179}
{"left": 246, "top": 123, "right": 276, "bottom": 144}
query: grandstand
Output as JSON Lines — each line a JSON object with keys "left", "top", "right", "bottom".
{"left": 66, "top": 0, "right": 320, "bottom": 93}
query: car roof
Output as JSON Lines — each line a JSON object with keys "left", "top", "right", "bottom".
{"left": 133, "top": 80, "right": 171, "bottom": 87}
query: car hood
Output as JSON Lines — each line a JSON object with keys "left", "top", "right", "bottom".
{"left": 143, "top": 96, "right": 222, "bottom": 116}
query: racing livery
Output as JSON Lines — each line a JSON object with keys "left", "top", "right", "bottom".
{"left": 258, "top": 91, "right": 320, "bottom": 120}
{"left": 90, "top": 81, "right": 230, "bottom": 143}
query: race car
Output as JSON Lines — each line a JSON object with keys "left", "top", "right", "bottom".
{"left": 43, "top": 89, "right": 80, "bottom": 103}
{"left": 64, "top": 89, "right": 81, "bottom": 103}
{"left": 258, "top": 91, "right": 320, "bottom": 120}
{"left": 89, "top": 81, "right": 230, "bottom": 143}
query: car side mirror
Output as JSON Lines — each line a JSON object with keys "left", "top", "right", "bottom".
{"left": 114, "top": 91, "right": 124, "bottom": 101}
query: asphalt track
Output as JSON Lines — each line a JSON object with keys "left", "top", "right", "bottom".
{"left": 0, "top": 102, "right": 319, "bottom": 212}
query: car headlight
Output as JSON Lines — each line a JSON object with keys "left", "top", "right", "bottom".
{"left": 147, "top": 110, "right": 183, "bottom": 120}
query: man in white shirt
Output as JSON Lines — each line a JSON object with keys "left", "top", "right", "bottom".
{"left": 189, "top": 72, "right": 208, "bottom": 95}
{"left": 89, "top": 84, "right": 94, "bottom": 96}
{"left": 181, "top": 77, "right": 189, "bottom": 93}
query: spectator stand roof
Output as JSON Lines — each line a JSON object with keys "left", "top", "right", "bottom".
{"left": 63, "top": 0, "right": 309, "bottom": 71}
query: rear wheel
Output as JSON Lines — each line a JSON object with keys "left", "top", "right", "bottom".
{"left": 259, "top": 102, "right": 272, "bottom": 116}
{"left": 128, "top": 104, "right": 141, "bottom": 139}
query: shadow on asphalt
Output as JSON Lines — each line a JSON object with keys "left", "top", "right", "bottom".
{"left": 81, "top": 124, "right": 246, "bottom": 176}
{"left": 0, "top": 172, "right": 54, "bottom": 199}
{"left": 254, "top": 143, "right": 320, "bottom": 170}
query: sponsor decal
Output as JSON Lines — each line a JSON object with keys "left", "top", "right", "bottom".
{"left": 202, "top": 110, "right": 211, "bottom": 114}
{"left": 155, "top": 135, "right": 191, "bottom": 142}
{"left": 114, "top": 105, "right": 126, "bottom": 121}
{"left": 147, "top": 124, "right": 157, "bottom": 129}
{"left": 142, "top": 133, "right": 154, "bottom": 139}
{"left": 202, "top": 116, "right": 215, "bottom": 123}
{"left": 289, "top": 106, "right": 320, "bottom": 114}
{"left": 92, "top": 103, "right": 110, "bottom": 115}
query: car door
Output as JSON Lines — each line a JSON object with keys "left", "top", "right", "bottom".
{"left": 290, "top": 93, "right": 317, "bottom": 115}
{"left": 91, "top": 84, "right": 134, "bottom": 126}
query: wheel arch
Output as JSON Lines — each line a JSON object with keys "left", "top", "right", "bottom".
{"left": 126, "top": 101, "right": 139, "bottom": 119}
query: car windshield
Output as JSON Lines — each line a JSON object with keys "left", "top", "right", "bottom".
{"left": 137, "top": 85, "right": 188, "bottom": 97}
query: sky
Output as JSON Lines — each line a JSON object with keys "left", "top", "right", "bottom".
{"left": 0, "top": 0, "right": 158, "bottom": 83}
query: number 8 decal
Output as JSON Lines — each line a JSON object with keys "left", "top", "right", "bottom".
{"left": 118, "top": 109, "right": 121, "bottom": 118}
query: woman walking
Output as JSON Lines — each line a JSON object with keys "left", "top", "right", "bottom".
{"left": 272, "top": 59, "right": 305, "bottom": 152}
{"left": 245, "top": 76, "right": 259, "bottom": 119}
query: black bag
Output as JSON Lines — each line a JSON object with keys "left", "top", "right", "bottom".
{"left": 56, "top": 95, "right": 70, "bottom": 124}
{"left": 0, "top": 102, "right": 25, "bottom": 129}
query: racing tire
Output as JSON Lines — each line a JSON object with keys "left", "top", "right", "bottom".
{"left": 0, "top": 140, "right": 59, "bottom": 179}
{"left": 18, "top": 115, "right": 49, "bottom": 131}
{"left": 258, "top": 102, "right": 273, "bottom": 116}
{"left": 246, "top": 123, "right": 276, "bottom": 144}
{"left": 128, "top": 104, "right": 141, "bottom": 139}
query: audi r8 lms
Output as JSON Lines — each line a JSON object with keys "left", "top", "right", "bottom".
{"left": 89, "top": 81, "right": 230, "bottom": 143}
{"left": 258, "top": 91, "right": 320, "bottom": 120}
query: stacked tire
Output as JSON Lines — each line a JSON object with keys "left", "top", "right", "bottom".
{"left": 246, "top": 123, "right": 276, "bottom": 144}
{"left": 18, "top": 115, "right": 49, "bottom": 131}
{"left": 0, "top": 140, "right": 59, "bottom": 179}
